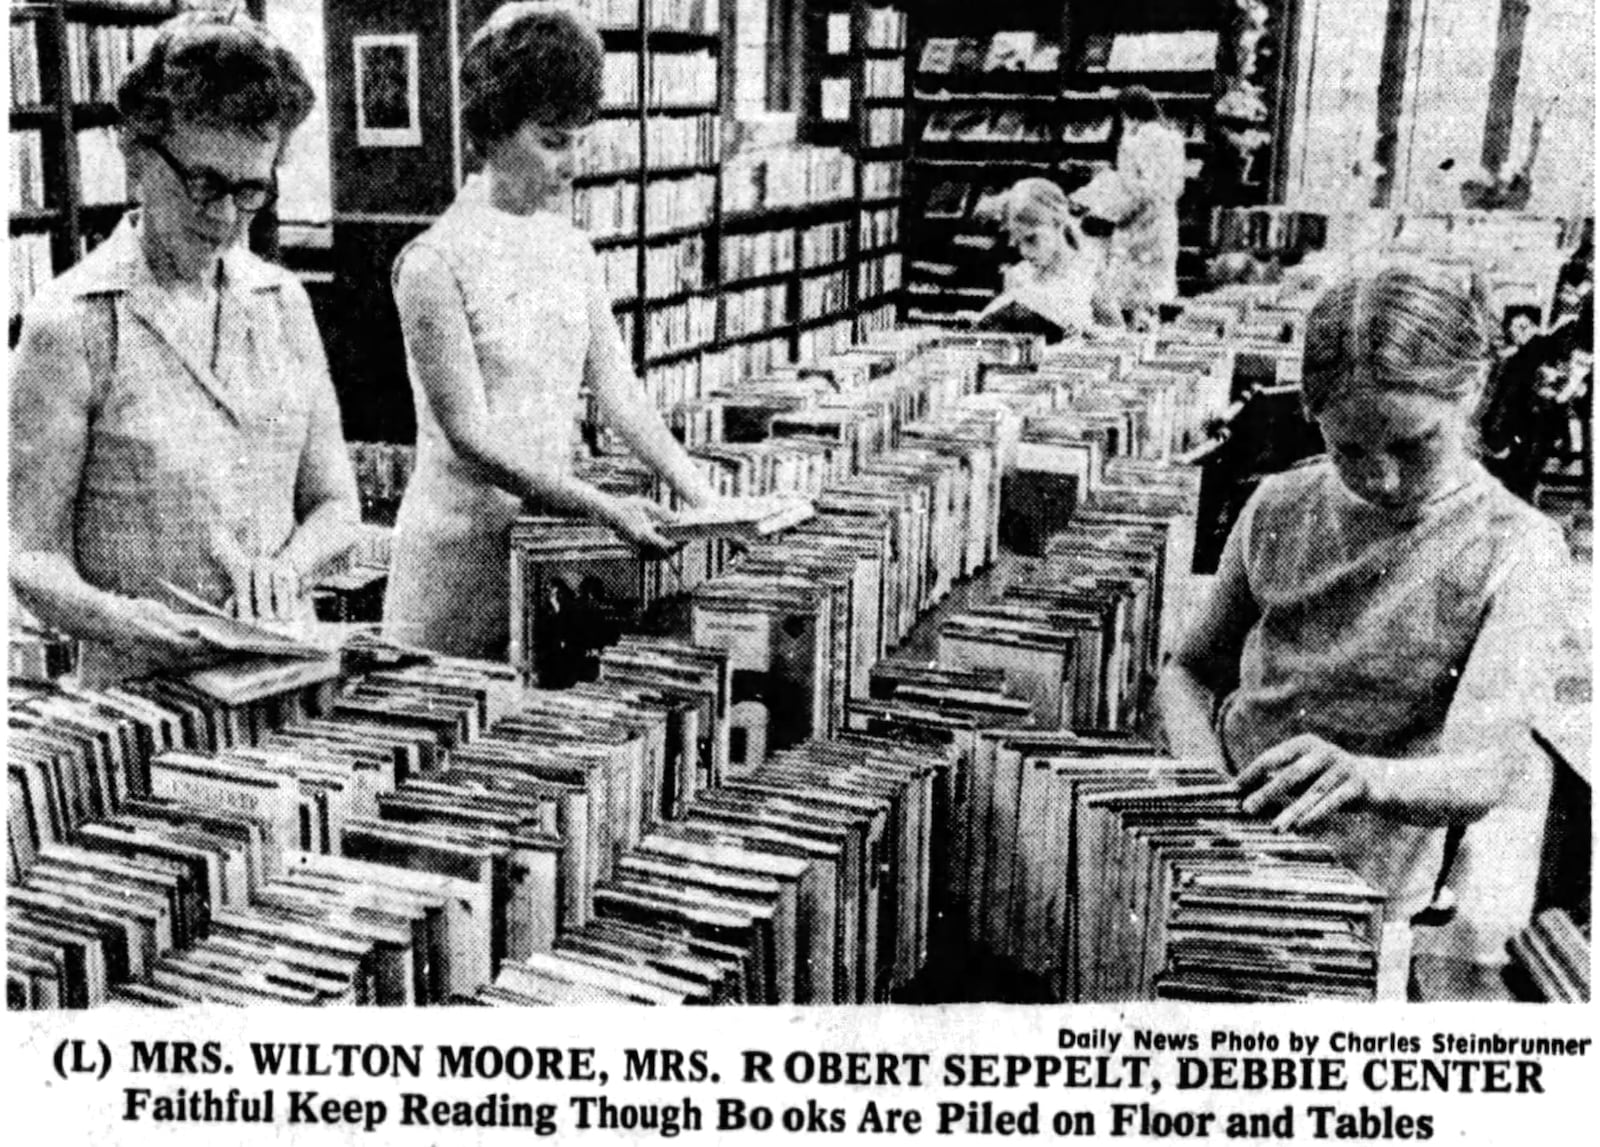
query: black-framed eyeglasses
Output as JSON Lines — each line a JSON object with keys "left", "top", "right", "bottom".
{"left": 143, "top": 137, "right": 278, "bottom": 213}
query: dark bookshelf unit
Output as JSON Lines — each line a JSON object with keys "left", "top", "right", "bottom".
{"left": 9, "top": 1, "right": 284, "bottom": 345}
{"left": 786, "top": 1, "right": 909, "bottom": 339}
{"left": 9, "top": 1, "right": 179, "bottom": 341}
{"left": 904, "top": 1, "right": 1243, "bottom": 323}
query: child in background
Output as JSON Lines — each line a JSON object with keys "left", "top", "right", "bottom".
{"left": 974, "top": 177, "right": 1110, "bottom": 338}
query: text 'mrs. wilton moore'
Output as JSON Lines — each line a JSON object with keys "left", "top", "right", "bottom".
{"left": 109, "top": 1030, "right": 1590, "bottom": 1136}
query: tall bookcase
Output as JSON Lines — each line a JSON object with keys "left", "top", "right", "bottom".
{"left": 8, "top": 0, "right": 276, "bottom": 343}
{"left": 9, "top": 0, "right": 176, "bottom": 341}
{"left": 903, "top": 1, "right": 1233, "bottom": 323}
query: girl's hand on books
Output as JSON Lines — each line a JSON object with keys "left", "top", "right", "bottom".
{"left": 113, "top": 597, "right": 222, "bottom": 667}
{"left": 604, "top": 495, "right": 682, "bottom": 557}
{"left": 1236, "top": 734, "right": 1378, "bottom": 831}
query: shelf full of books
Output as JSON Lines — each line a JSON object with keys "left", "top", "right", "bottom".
{"left": 7, "top": 1, "right": 185, "bottom": 337}
{"left": 904, "top": 6, "right": 1227, "bottom": 321}
{"left": 803, "top": 4, "right": 909, "bottom": 146}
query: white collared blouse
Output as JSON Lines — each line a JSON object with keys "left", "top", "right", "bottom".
{"left": 9, "top": 213, "right": 358, "bottom": 683}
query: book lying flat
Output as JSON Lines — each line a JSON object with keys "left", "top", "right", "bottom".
{"left": 658, "top": 497, "right": 816, "bottom": 542}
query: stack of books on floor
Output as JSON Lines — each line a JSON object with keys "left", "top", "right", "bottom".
{"left": 1076, "top": 785, "right": 1387, "bottom": 1003}
{"left": 478, "top": 732, "right": 943, "bottom": 1005}
{"left": 941, "top": 458, "right": 1200, "bottom": 734}
{"left": 1506, "top": 908, "right": 1590, "bottom": 1003}
{"left": 962, "top": 734, "right": 1222, "bottom": 995}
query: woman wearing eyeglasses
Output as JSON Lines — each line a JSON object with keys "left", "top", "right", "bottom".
{"left": 381, "top": 3, "right": 718, "bottom": 659}
{"left": 9, "top": 12, "right": 359, "bottom": 686}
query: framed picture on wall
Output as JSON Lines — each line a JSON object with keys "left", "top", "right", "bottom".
{"left": 353, "top": 33, "right": 421, "bottom": 147}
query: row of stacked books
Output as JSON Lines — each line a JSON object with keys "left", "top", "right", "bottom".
{"left": 722, "top": 146, "right": 856, "bottom": 217}
{"left": 10, "top": 231, "right": 54, "bottom": 323}
{"left": 577, "top": 116, "right": 720, "bottom": 178}
{"left": 682, "top": 340, "right": 1031, "bottom": 772}
{"left": 918, "top": 33, "right": 1059, "bottom": 76}
{"left": 911, "top": 481, "right": 1382, "bottom": 1003}
{"left": 845, "top": 628, "right": 1389, "bottom": 1003}
{"left": 861, "top": 159, "right": 901, "bottom": 200}
{"left": 11, "top": 131, "right": 46, "bottom": 213}
{"left": 65, "top": 19, "right": 159, "bottom": 104}
{"left": 1210, "top": 206, "right": 1332, "bottom": 259}
{"left": 864, "top": 107, "right": 906, "bottom": 148}
{"left": 571, "top": 0, "right": 717, "bottom": 34}
{"left": 481, "top": 334, "right": 1059, "bottom": 1001}
{"left": 644, "top": 234, "right": 705, "bottom": 296}
{"left": 601, "top": 50, "right": 642, "bottom": 109}
{"left": 922, "top": 109, "right": 1051, "bottom": 145}
{"left": 481, "top": 730, "right": 943, "bottom": 1005}
{"left": 9, "top": 619, "right": 77, "bottom": 683}
{"left": 864, "top": 57, "right": 905, "bottom": 99}
{"left": 647, "top": 52, "right": 717, "bottom": 109}
{"left": 860, "top": 204, "right": 899, "bottom": 250}
{"left": 865, "top": 5, "right": 908, "bottom": 50}
{"left": 7, "top": 604, "right": 948, "bottom": 1008}
{"left": 1078, "top": 780, "right": 1386, "bottom": 1002}
{"left": 11, "top": 16, "right": 44, "bottom": 107}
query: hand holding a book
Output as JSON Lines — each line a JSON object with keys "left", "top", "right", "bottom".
{"left": 111, "top": 596, "right": 227, "bottom": 668}
{"left": 601, "top": 494, "right": 681, "bottom": 557}
{"left": 1236, "top": 733, "right": 1381, "bottom": 831}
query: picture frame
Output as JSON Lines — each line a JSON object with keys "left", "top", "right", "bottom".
{"left": 353, "top": 33, "right": 421, "bottom": 148}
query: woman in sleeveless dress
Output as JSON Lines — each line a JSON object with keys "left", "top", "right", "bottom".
{"left": 9, "top": 12, "right": 357, "bottom": 686}
{"left": 384, "top": 4, "right": 717, "bottom": 658}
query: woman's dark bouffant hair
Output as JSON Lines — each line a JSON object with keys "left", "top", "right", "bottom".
{"left": 1301, "top": 260, "right": 1499, "bottom": 418}
{"left": 462, "top": 3, "right": 604, "bottom": 155}
{"left": 117, "top": 11, "right": 314, "bottom": 145}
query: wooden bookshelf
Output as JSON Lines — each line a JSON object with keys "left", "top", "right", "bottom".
{"left": 7, "top": 1, "right": 282, "bottom": 341}
{"left": 797, "top": 2, "right": 909, "bottom": 336}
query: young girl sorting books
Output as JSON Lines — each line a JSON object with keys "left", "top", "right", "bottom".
{"left": 1157, "top": 260, "right": 1569, "bottom": 993}
{"left": 975, "top": 178, "right": 1110, "bottom": 337}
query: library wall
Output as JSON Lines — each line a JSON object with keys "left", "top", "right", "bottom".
{"left": 1286, "top": 0, "right": 1594, "bottom": 214}
{"left": 265, "top": 0, "right": 332, "bottom": 224}
{"left": 1282, "top": 0, "right": 1388, "bottom": 208}
{"left": 324, "top": 0, "right": 459, "bottom": 216}
{"left": 1391, "top": 0, "right": 1503, "bottom": 209}
{"left": 1519, "top": 0, "right": 1595, "bottom": 218}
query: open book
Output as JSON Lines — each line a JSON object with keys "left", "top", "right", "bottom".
{"left": 161, "top": 580, "right": 340, "bottom": 660}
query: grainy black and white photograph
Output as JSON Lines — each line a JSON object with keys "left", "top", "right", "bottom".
{"left": 3, "top": 0, "right": 1592, "bottom": 1037}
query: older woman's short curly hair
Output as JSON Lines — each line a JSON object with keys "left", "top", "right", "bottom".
{"left": 117, "top": 10, "right": 314, "bottom": 145}
{"left": 462, "top": 3, "right": 604, "bottom": 155}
